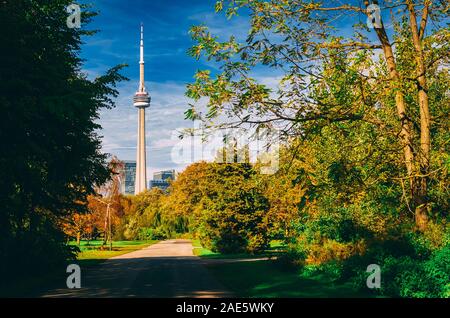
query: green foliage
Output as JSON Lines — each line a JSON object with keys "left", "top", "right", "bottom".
{"left": 0, "top": 0, "right": 127, "bottom": 285}
{"left": 115, "top": 162, "right": 272, "bottom": 254}
{"left": 138, "top": 227, "right": 169, "bottom": 241}
{"left": 191, "top": 163, "right": 271, "bottom": 254}
{"left": 421, "top": 246, "right": 450, "bottom": 297}
{"left": 184, "top": 0, "right": 449, "bottom": 297}
{"left": 98, "top": 0, "right": 449, "bottom": 297}
{"left": 340, "top": 238, "right": 450, "bottom": 298}
{"left": 374, "top": 247, "right": 449, "bottom": 298}
{"left": 302, "top": 261, "right": 345, "bottom": 282}
{"left": 116, "top": 188, "right": 176, "bottom": 240}
{"left": 186, "top": 0, "right": 448, "bottom": 258}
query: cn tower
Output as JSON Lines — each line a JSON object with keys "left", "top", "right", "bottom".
{"left": 133, "top": 24, "right": 150, "bottom": 194}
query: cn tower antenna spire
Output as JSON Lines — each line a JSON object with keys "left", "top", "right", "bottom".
{"left": 139, "top": 23, "right": 145, "bottom": 92}
{"left": 140, "top": 23, "right": 144, "bottom": 65}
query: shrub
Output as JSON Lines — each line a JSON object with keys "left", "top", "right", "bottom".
{"left": 138, "top": 227, "right": 169, "bottom": 241}
{"left": 305, "top": 239, "right": 362, "bottom": 265}
{"left": 194, "top": 163, "right": 271, "bottom": 254}
{"left": 276, "top": 242, "right": 307, "bottom": 270}
{"left": 210, "top": 231, "right": 247, "bottom": 254}
{"left": 344, "top": 242, "right": 449, "bottom": 298}
{"left": 303, "top": 261, "right": 345, "bottom": 281}
{"left": 418, "top": 245, "right": 450, "bottom": 297}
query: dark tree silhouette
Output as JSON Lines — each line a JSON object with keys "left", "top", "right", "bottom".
{"left": 0, "top": 0, "right": 127, "bottom": 287}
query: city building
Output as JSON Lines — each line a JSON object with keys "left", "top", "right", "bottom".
{"left": 133, "top": 23, "right": 151, "bottom": 194}
{"left": 119, "top": 160, "right": 136, "bottom": 195}
{"left": 149, "top": 169, "right": 175, "bottom": 191}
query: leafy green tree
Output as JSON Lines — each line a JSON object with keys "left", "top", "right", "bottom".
{"left": 186, "top": 0, "right": 449, "bottom": 231}
{"left": 190, "top": 163, "right": 271, "bottom": 253}
{"left": 163, "top": 162, "right": 210, "bottom": 225}
{"left": 0, "top": 0, "right": 127, "bottom": 284}
{"left": 120, "top": 188, "right": 168, "bottom": 240}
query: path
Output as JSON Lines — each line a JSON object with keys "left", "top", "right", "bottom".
{"left": 41, "top": 239, "right": 232, "bottom": 298}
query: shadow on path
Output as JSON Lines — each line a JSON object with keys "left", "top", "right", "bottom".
{"left": 40, "top": 240, "right": 233, "bottom": 298}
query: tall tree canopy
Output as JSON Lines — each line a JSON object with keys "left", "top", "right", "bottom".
{"left": 0, "top": 0, "right": 127, "bottom": 283}
{"left": 186, "top": 0, "right": 449, "bottom": 230}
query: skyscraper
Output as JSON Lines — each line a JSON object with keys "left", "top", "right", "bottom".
{"left": 149, "top": 169, "right": 176, "bottom": 191}
{"left": 119, "top": 160, "right": 136, "bottom": 195}
{"left": 133, "top": 24, "right": 151, "bottom": 194}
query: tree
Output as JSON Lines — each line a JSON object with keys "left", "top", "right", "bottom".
{"left": 164, "top": 162, "right": 210, "bottom": 221}
{"left": 167, "top": 162, "right": 271, "bottom": 253}
{"left": 0, "top": 0, "right": 127, "bottom": 283}
{"left": 259, "top": 143, "right": 306, "bottom": 240}
{"left": 186, "top": 0, "right": 449, "bottom": 230}
{"left": 93, "top": 157, "right": 125, "bottom": 248}
{"left": 120, "top": 188, "right": 168, "bottom": 240}
{"left": 62, "top": 213, "right": 95, "bottom": 245}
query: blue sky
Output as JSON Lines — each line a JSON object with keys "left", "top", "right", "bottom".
{"left": 78, "top": 0, "right": 392, "bottom": 178}
{"left": 79, "top": 0, "right": 254, "bottom": 178}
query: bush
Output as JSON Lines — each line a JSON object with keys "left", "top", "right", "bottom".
{"left": 1, "top": 215, "right": 77, "bottom": 291}
{"left": 343, "top": 242, "right": 449, "bottom": 298}
{"left": 210, "top": 231, "right": 247, "bottom": 254}
{"left": 303, "top": 261, "right": 345, "bottom": 281}
{"left": 275, "top": 241, "right": 307, "bottom": 271}
{"left": 194, "top": 163, "right": 272, "bottom": 254}
{"left": 411, "top": 245, "right": 450, "bottom": 297}
{"left": 138, "top": 227, "right": 169, "bottom": 241}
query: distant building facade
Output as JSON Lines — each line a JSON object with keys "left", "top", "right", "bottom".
{"left": 119, "top": 160, "right": 136, "bottom": 195}
{"left": 149, "top": 169, "right": 175, "bottom": 191}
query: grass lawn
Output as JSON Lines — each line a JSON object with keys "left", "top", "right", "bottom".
{"left": 71, "top": 240, "right": 158, "bottom": 267}
{"left": 194, "top": 240, "right": 375, "bottom": 298}
{"left": 192, "top": 239, "right": 285, "bottom": 259}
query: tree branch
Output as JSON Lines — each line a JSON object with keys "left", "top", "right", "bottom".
{"left": 419, "top": 0, "right": 431, "bottom": 40}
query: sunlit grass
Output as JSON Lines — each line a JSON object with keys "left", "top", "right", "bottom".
{"left": 194, "top": 240, "right": 376, "bottom": 298}
{"left": 192, "top": 239, "right": 286, "bottom": 259}
{"left": 72, "top": 240, "right": 158, "bottom": 266}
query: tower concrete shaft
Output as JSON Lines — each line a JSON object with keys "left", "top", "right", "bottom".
{"left": 133, "top": 24, "right": 150, "bottom": 194}
{"left": 135, "top": 106, "right": 147, "bottom": 193}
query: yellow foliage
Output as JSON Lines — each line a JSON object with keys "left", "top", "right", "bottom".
{"left": 423, "top": 220, "right": 449, "bottom": 248}
{"left": 305, "top": 239, "right": 366, "bottom": 265}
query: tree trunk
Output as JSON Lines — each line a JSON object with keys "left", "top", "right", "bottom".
{"left": 103, "top": 207, "right": 108, "bottom": 246}
{"left": 366, "top": 5, "right": 415, "bottom": 187}
{"left": 365, "top": 1, "right": 432, "bottom": 230}
{"left": 76, "top": 232, "right": 81, "bottom": 246}
{"left": 407, "top": 0, "right": 431, "bottom": 231}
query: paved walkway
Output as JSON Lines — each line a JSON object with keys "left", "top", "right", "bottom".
{"left": 41, "top": 240, "right": 232, "bottom": 298}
